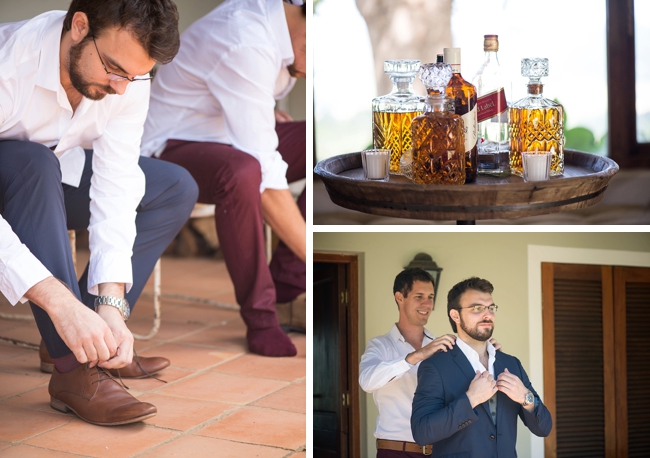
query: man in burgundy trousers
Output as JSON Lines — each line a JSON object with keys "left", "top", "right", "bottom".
{"left": 140, "top": 0, "right": 306, "bottom": 357}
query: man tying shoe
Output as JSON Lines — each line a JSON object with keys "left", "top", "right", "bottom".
{"left": 141, "top": 0, "right": 307, "bottom": 357}
{"left": 0, "top": 0, "right": 197, "bottom": 425}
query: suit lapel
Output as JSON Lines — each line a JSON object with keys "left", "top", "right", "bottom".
{"left": 493, "top": 353, "right": 507, "bottom": 426}
{"left": 451, "top": 345, "right": 477, "bottom": 383}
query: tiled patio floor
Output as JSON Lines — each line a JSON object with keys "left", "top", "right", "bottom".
{"left": 0, "top": 251, "right": 306, "bottom": 457}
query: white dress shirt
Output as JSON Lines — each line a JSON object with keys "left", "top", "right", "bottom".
{"left": 140, "top": 0, "right": 296, "bottom": 193}
{"left": 455, "top": 337, "right": 496, "bottom": 377}
{"left": 0, "top": 11, "right": 148, "bottom": 304}
{"left": 359, "top": 324, "right": 435, "bottom": 442}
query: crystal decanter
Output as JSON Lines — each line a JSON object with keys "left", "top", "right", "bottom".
{"left": 372, "top": 60, "right": 425, "bottom": 175}
{"left": 509, "top": 58, "right": 565, "bottom": 177}
{"left": 410, "top": 63, "right": 466, "bottom": 185}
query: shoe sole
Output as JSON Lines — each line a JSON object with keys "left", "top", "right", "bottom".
{"left": 50, "top": 397, "right": 156, "bottom": 426}
{"left": 40, "top": 361, "right": 54, "bottom": 374}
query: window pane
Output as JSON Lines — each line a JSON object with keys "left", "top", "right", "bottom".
{"left": 451, "top": 0, "right": 608, "bottom": 156}
{"left": 636, "top": 0, "right": 650, "bottom": 143}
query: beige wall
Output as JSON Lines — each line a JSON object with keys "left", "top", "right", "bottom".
{"left": 313, "top": 232, "right": 650, "bottom": 458}
{"left": 0, "top": 0, "right": 306, "bottom": 120}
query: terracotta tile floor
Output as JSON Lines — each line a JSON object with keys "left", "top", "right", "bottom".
{"left": 0, "top": 251, "right": 305, "bottom": 457}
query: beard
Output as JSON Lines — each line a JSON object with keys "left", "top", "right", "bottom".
{"left": 68, "top": 39, "right": 116, "bottom": 101}
{"left": 459, "top": 315, "right": 494, "bottom": 342}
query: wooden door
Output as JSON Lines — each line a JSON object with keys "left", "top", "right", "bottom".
{"left": 313, "top": 253, "right": 360, "bottom": 458}
{"left": 542, "top": 263, "right": 650, "bottom": 457}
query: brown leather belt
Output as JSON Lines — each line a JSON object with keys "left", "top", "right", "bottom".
{"left": 376, "top": 439, "right": 432, "bottom": 455}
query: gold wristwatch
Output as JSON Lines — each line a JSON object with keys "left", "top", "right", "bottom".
{"left": 94, "top": 296, "right": 130, "bottom": 321}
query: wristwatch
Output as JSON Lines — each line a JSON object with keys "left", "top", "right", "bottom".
{"left": 94, "top": 296, "right": 130, "bottom": 321}
{"left": 522, "top": 390, "right": 535, "bottom": 406}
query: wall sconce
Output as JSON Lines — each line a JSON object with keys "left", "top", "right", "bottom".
{"left": 404, "top": 253, "right": 443, "bottom": 293}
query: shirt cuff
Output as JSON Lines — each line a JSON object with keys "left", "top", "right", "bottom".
{"left": 86, "top": 251, "right": 134, "bottom": 296}
{"left": 0, "top": 247, "right": 52, "bottom": 305}
{"left": 259, "top": 154, "right": 289, "bottom": 193}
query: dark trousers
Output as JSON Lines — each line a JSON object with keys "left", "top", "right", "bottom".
{"left": 159, "top": 120, "right": 306, "bottom": 330}
{"left": 0, "top": 141, "right": 198, "bottom": 358}
{"left": 377, "top": 451, "right": 429, "bottom": 458}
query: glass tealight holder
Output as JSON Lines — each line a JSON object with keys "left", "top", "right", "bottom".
{"left": 361, "top": 149, "right": 390, "bottom": 181}
{"left": 522, "top": 150, "right": 551, "bottom": 182}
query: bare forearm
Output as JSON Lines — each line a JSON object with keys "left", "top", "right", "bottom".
{"left": 260, "top": 188, "right": 306, "bottom": 262}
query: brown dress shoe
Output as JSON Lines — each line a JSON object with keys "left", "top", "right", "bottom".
{"left": 276, "top": 292, "right": 306, "bottom": 333}
{"left": 49, "top": 364, "right": 157, "bottom": 426}
{"left": 39, "top": 340, "right": 170, "bottom": 378}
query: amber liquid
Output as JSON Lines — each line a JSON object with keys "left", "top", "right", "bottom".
{"left": 373, "top": 110, "right": 422, "bottom": 174}
{"left": 446, "top": 74, "right": 478, "bottom": 183}
{"left": 411, "top": 112, "right": 466, "bottom": 185}
{"left": 508, "top": 106, "right": 565, "bottom": 177}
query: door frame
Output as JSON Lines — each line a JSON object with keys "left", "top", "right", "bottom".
{"left": 314, "top": 251, "right": 361, "bottom": 458}
{"left": 526, "top": 245, "right": 650, "bottom": 458}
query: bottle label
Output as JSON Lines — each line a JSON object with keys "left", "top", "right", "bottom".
{"left": 461, "top": 105, "right": 477, "bottom": 153}
{"left": 477, "top": 88, "right": 507, "bottom": 123}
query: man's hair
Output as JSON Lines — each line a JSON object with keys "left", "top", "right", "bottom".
{"left": 446, "top": 277, "right": 494, "bottom": 332}
{"left": 393, "top": 268, "right": 435, "bottom": 305}
{"left": 63, "top": 0, "right": 180, "bottom": 64}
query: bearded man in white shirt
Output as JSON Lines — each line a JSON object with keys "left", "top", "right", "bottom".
{"left": 0, "top": 0, "right": 198, "bottom": 426}
{"left": 140, "top": 0, "right": 306, "bottom": 357}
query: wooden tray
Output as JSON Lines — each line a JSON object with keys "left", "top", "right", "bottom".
{"left": 314, "top": 150, "right": 619, "bottom": 221}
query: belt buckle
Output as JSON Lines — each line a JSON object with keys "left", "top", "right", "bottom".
{"left": 422, "top": 445, "right": 432, "bottom": 456}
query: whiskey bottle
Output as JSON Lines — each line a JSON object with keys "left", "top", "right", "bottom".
{"left": 443, "top": 48, "right": 478, "bottom": 183}
{"left": 410, "top": 63, "right": 466, "bottom": 185}
{"left": 509, "top": 58, "right": 565, "bottom": 177}
{"left": 472, "top": 35, "right": 510, "bottom": 176}
{"left": 372, "top": 60, "right": 425, "bottom": 175}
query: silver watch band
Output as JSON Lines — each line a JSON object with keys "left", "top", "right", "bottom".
{"left": 94, "top": 296, "right": 130, "bottom": 321}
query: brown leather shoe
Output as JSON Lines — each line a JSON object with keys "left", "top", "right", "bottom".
{"left": 39, "top": 340, "right": 170, "bottom": 378}
{"left": 49, "top": 364, "right": 157, "bottom": 426}
{"left": 276, "top": 292, "right": 306, "bottom": 333}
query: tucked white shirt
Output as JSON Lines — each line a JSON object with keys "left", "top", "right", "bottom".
{"left": 455, "top": 337, "right": 496, "bottom": 377}
{"left": 359, "top": 324, "right": 435, "bottom": 442}
{"left": 140, "top": 0, "right": 296, "bottom": 193}
{"left": 0, "top": 11, "right": 148, "bottom": 304}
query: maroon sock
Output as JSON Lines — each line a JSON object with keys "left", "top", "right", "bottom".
{"left": 53, "top": 353, "right": 82, "bottom": 373}
{"left": 247, "top": 326, "right": 297, "bottom": 357}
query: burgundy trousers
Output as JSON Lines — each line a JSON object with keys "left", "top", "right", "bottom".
{"left": 159, "top": 121, "right": 306, "bottom": 330}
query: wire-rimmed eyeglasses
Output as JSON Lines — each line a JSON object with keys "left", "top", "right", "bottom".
{"left": 90, "top": 31, "right": 153, "bottom": 82}
{"left": 461, "top": 305, "right": 499, "bottom": 314}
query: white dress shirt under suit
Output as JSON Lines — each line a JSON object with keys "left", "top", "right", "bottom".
{"left": 0, "top": 11, "right": 148, "bottom": 305}
{"left": 359, "top": 324, "right": 436, "bottom": 442}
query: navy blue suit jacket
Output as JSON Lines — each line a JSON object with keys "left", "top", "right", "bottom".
{"left": 411, "top": 345, "right": 552, "bottom": 458}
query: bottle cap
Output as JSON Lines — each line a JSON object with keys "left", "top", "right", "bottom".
{"left": 443, "top": 48, "right": 461, "bottom": 72}
{"left": 384, "top": 60, "right": 421, "bottom": 76}
{"left": 419, "top": 62, "right": 453, "bottom": 94}
{"left": 436, "top": 54, "right": 444, "bottom": 63}
{"left": 483, "top": 35, "right": 499, "bottom": 52}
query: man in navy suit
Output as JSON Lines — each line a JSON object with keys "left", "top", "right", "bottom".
{"left": 411, "top": 277, "right": 552, "bottom": 457}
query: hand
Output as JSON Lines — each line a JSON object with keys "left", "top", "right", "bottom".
{"left": 25, "top": 277, "right": 117, "bottom": 366}
{"left": 496, "top": 368, "right": 532, "bottom": 410}
{"left": 96, "top": 305, "right": 134, "bottom": 370}
{"left": 466, "top": 370, "right": 497, "bottom": 408}
{"left": 274, "top": 109, "right": 293, "bottom": 123}
{"left": 489, "top": 337, "right": 502, "bottom": 351}
{"left": 405, "top": 334, "right": 456, "bottom": 365}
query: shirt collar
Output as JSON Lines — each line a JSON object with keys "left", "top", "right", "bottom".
{"left": 456, "top": 336, "right": 496, "bottom": 370}
{"left": 35, "top": 12, "right": 66, "bottom": 93}
{"left": 389, "top": 323, "right": 433, "bottom": 347}
{"left": 268, "top": 0, "right": 295, "bottom": 68}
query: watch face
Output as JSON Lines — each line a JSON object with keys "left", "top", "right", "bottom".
{"left": 525, "top": 392, "right": 534, "bottom": 405}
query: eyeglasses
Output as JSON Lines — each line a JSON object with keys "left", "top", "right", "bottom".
{"left": 461, "top": 305, "right": 499, "bottom": 314}
{"left": 90, "top": 32, "right": 153, "bottom": 82}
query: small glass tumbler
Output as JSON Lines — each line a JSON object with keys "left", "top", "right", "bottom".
{"left": 361, "top": 149, "right": 390, "bottom": 181}
{"left": 522, "top": 150, "right": 551, "bottom": 182}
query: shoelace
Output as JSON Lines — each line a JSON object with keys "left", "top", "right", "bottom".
{"left": 113, "top": 350, "right": 167, "bottom": 385}
{"left": 88, "top": 364, "right": 130, "bottom": 390}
